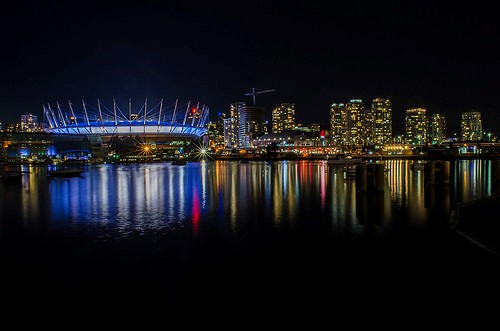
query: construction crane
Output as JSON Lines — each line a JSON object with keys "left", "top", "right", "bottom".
{"left": 245, "top": 87, "right": 275, "bottom": 106}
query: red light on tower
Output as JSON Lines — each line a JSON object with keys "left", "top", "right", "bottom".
{"left": 320, "top": 130, "right": 325, "bottom": 138}
{"left": 191, "top": 107, "right": 197, "bottom": 114}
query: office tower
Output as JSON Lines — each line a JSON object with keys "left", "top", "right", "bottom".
{"left": 20, "top": 113, "right": 38, "bottom": 132}
{"left": 405, "top": 108, "right": 427, "bottom": 145}
{"left": 429, "top": 113, "right": 447, "bottom": 144}
{"left": 223, "top": 118, "right": 234, "bottom": 148}
{"left": 346, "top": 99, "right": 365, "bottom": 147}
{"left": 370, "top": 98, "right": 392, "bottom": 146}
{"left": 228, "top": 102, "right": 266, "bottom": 148}
{"left": 215, "top": 112, "right": 226, "bottom": 147}
{"left": 330, "top": 103, "right": 347, "bottom": 145}
{"left": 271, "top": 103, "right": 296, "bottom": 133}
{"left": 461, "top": 111, "right": 483, "bottom": 141}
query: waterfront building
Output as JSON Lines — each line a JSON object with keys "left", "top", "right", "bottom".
{"left": 370, "top": 98, "right": 392, "bottom": 146}
{"left": 41, "top": 98, "right": 209, "bottom": 162}
{"left": 271, "top": 103, "right": 296, "bottom": 133}
{"left": 223, "top": 118, "right": 234, "bottom": 149}
{"left": 295, "top": 123, "right": 321, "bottom": 133}
{"left": 461, "top": 111, "right": 483, "bottom": 141}
{"left": 330, "top": 99, "right": 365, "bottom": 149}
{"left": 0, "top": 131, "right": 56, "bottom": 162}
{"left": 207, "top": 121, "right": 217, "bottom": 147}
{"left": 227, "top": 102, "right": 265, "bottom": 148}
{"left": 215, "top": 112, "right": 226, "bottom": 148}
{"left": 20, "top": 113, "right": 41, "bottom": 132}
{"left": 429, "top": 113, "right": 447, "bottom": 144}
{"left": 405, "top": 108, "right": 428, "bottom": 145}
{"left": 346, "top": 99, "right": 365, "bottom": 148}
{"left": 330, "top": 103, "right": 347, "bottom": 146}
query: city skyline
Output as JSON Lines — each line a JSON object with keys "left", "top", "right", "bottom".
{"left": 1, "top": 1, "right": 499, "bottom": 135}
{"left": 1, "top": 97, "right": 495, "bottom": 141}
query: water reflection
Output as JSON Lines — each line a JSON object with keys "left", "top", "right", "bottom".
{"left": 0, "top": 159, "right": 495, "bottom": 241}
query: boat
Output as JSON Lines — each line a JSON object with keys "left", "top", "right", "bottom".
{"left": 47, "top": 168, "right": 84, "bottom": 177}
{"left": 327, "top": 155, "right": 364, "bottom": 166}
{"left": 171, "top": 160, "right": 188, "bottom": 165}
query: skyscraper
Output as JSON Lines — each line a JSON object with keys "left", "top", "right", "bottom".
{"left": 370, "top": 98, "right": 392, "bottom": 146}
{"left": 330, "top": 99, "right": 365, "bottom": 148}
{"left": 461, "top": 111, "right": 483, "bottom": 141}
{"left": 346, "top": 99, "right": 364, "bottom": 147}
{"left": 20, "top": 113, "right": 39, "bottom": 132}
{"left": 429, "top": 113, "right": 447, "bottom": 144}
{"left": 405, "top": 108, "right": 427, "bottom": 145}
{"left": 223, "top": 118, "right": 234, "bottom": 149}
{"left": 227, "top": 102, "right": 266, "bottom": 148}
{"left": 215, "top": 112, "right": 227, "bottom": 147}
{"left": 330, "top": 103, "right": 347, "bottom": 146}
{"left": 271, "top": 103, "right": 296, "bottom": 133}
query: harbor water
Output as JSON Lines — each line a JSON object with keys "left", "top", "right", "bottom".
{"left": 1, "top": 159, "right": 499, "bottom": 304}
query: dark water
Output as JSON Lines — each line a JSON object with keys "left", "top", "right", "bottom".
{"left": 1, "top": 159, "right": 499, "bottom": 305}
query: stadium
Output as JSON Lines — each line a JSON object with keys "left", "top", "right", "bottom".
{"left": 42, "top": 98, "right": 209, "bottom": 162}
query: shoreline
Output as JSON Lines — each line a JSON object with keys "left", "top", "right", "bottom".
{"left": 1, "top": 153, "right": 499, "bottom": 165}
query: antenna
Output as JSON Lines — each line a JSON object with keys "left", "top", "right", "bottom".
{"left": 245, "top": 87, "right": 275, "bottom": 106}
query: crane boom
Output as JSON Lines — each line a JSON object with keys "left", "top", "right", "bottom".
{"left": 245, "top": 87, "right": 275, "bottom": 106}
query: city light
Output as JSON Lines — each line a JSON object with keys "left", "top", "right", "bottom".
{"left": 191, "top": 141, "right": 212, "bottom": 161}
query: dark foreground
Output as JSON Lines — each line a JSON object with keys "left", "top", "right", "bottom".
{"left": 2, "top": 222, "right": 499, "bottom": 306}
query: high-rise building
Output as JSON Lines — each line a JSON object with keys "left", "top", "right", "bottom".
{"left": 461, "top": 111, "right": 483, "bottom": 141}
{"left": 271, "top": 103, "right": 295, "bottom": 133}
{"left": 330, "top": 103, "right": 347, "bottom": 145}
{"left": 20, "top": 113, "right": 39, "bottom": 132}
{"left": 239, "top": 105, "right": 265, "bottom": 147}
{"left": 226, "top": 102, "right": 266, "bottom": 148}
{"left": 346, "top": 99, "right": 364, "bottom": 147}
{"left": 429, "top": 113, "right": 447, "bottom": 144}
{"left": 330, "top": 100, "right": 365, "bottom": 148}
{"left": 370, "top": 98, "right": 392, "bottom": 146}
{"left": 405, "top": 108, "right": 427, "bottom": 145}
{"left": 215, "top": 112, "right": 227, "bottom": 147}
{"left": 223, "top": 118, "right": 234, "bottom": 148}
{"left": 207, "top": 122, "right": 217, "bottom": 147}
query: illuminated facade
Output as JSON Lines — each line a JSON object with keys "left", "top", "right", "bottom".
{"left": 461, "top": 111, "right": 483, "bottom": 141}
{"left": 20, "top": 113, "right": 42, "bottom": 132}
{"left": 346, "top": 99, "right": 364, "bottom": 147}
{"left": 330, "top": 100, "right": 366, "bottom": 148}
{"left": 43, "top": 99, "right": 208, "bottom": 140}
{"left": 405, "top": 108, "right": 427, "bottom": 145}
{"left": 223, "top": 118, "right": 234, "bottom": 148}
{"left": 206, "top": 112, "right": 226, "bottom": 149}
{"left": 369, "top": 98, "right": 392, "bottom": 146}
{"left": 225, "top": 102, "right": 266, "bottom": 148}
{"left": 330, "top": 103, "right": 347, "bottom": 145}
{"left": 429, "top": 113, "right": 447, "bottom": 144}
{"left": 239, "top": 105, "right": 265, "bottom": 147}
{"left": 271, "top": 103, "right": 296, "bottom": 133}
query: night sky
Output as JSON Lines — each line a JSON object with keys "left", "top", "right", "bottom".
{"left": 1, "top": 1, "right": 499, "bottom": 135}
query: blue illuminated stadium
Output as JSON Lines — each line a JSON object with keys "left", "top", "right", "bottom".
{"left": 43, "top": 98, "right": 209, "bottom": 139}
